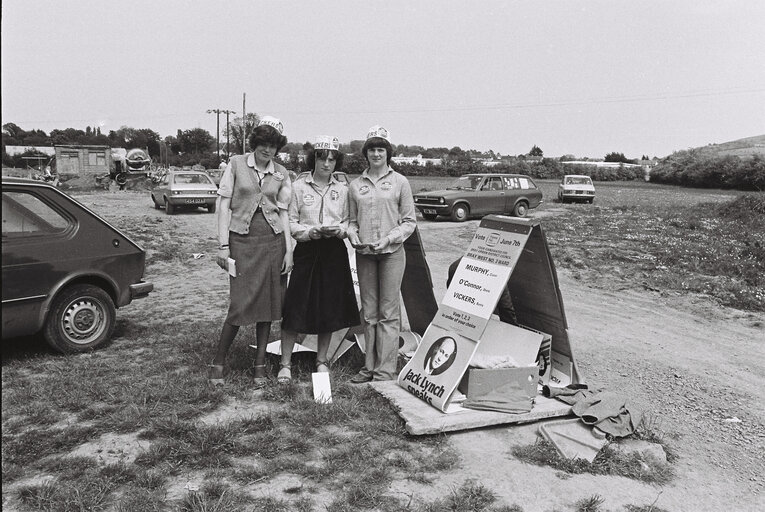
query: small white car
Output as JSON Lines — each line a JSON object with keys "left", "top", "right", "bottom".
{"left": 150, "top": 171, "right": 218, "bottom": 214}
{"left": 558, "top": 175, "right": 595, "bottom": 204}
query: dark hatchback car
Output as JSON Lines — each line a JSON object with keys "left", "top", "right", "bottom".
{"left": 2, "top": 177, "right": 153, "bottom": 353}
{"left": 413, "top": 173, "right": 543, "bottom": 221}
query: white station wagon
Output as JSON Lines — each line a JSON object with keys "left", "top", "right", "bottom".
{"left": 558, "top": 175, "right": 595, "bottom": 204}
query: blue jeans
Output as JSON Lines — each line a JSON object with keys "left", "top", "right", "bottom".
{"left": 356, "top": 247, "right": 406, "bottom": 380}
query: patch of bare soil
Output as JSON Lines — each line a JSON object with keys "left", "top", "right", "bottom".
{"left": 65, "top": 192, "right": 765, "bottom": 511}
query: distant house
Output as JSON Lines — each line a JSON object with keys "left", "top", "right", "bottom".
{"left": 560, "top": 160, "right": 642, "bottom": 169}
{"left": 391, "top": 154, "right": 443, "bottom": 166}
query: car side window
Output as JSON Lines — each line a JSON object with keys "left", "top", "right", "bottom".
{"left": 503, "top": 177, "right": 520, "bottom": 190}
{"left": 2, "top": 191, "right": 71, "bottom": 238}
{"left": 518, "top": 177, "right": 532, "bottom": 189}
{"left": 482, "top": 177, "right": 503, "bottom": 191}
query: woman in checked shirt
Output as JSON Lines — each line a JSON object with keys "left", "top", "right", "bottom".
{"left": 278, "top": 136, "right": 360, "bottom": 383}
{"left": 347, "top": 126, "right": 416, "bottom": 382}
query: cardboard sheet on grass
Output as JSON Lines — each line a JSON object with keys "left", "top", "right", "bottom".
{"left": 267, "top": 228, "right": 438, "bottom": 359}
{"left": 371, "top": 215, "right": 583, "bottom": 435}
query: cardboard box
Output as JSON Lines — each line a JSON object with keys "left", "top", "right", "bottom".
{"left": 458, "top": 366, "right": 539, "bottom": 400}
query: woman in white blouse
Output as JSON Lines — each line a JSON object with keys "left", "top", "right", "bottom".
{"left": 278, "top": 136, "right": 360, "bottom": 383}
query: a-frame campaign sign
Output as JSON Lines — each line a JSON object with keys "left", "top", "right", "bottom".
{"left": 371, "top": 215, "right": 582, "bottom": 435}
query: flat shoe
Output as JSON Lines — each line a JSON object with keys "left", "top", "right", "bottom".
{"left": 207, "top": 364, "right": 225, "bottom": 386}
{"left": 349, "top": 372, "right": 373, "bottom": 384}
{"left": 277, "top": 364, "right": 292, "bottom": 384}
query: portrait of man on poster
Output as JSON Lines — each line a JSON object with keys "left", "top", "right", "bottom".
{"left": 423, "top": 336, "right": 458, "bottom": 376}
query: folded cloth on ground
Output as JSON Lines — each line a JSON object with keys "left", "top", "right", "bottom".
{"left": 469, "top": 354, "right": 522, "bottom": 369}
{"left": 462, "top": 380, "right": 534, "bottom": 414}
{"left": 571, "top": 391, "right": 642, "bottom": 438}
{"left": 542, "top": 383, "right": 591, "bottom": 405}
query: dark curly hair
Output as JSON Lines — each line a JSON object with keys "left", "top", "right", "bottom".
{"left": 306, "top": 148, "right": 344, "bottom": 173}
{"left": 361, "top": 137, "right": 393, "bottom": 165}
{"left": 249, "top": 124, "right": 288, "bottom": 153}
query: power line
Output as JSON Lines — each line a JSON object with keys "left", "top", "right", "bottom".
{"left": 8, "top": 86, "right": 765, "bottom": 127}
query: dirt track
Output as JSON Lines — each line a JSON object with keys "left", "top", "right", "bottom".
{"left": 85, "top": 190, "right": 765, "bottom": 511}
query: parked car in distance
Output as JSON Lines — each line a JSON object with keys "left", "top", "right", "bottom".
{"left": 413, "top": 173, "right": 543, "bottom": 221}
{"left": 2, "top": 177, "right": 153, "bottom": 353}
{"left": 558, "top": 175, "right": 595, "bottom": 203}
{"left": 150, "top": 170, "right": 218, "bottom": 214}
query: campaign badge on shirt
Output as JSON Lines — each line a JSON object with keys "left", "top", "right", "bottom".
{"left": 330, "top": 190, "right": 339, "bottom": 201}
{"left": 273, "top": 170, "right": 285, "bottom": 181}
{"left": 359, "top": 185, "right": 370, "bottom": 195}
{"left": 381, "top": 181, "right": 392, "bottom": 191}
{"left": 303, "top": 193, "right": 315, "bottom": 206}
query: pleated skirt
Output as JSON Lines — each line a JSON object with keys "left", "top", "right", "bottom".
{"left": 225, "top": 214, "right": 287, "bottom": 325}
{"left": 281, "top": 237, "right": 360, "bottom": 334}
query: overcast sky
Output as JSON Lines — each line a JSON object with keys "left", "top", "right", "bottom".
{"left": 2, "top": 0, "right": 764, "bottom": 158}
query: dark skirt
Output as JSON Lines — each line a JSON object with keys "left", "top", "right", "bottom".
{"left": 282, "top": 237, "right": 360, "bottom": 334}
{"left": 225, "top": 214, "right": 287, "bottom": 325}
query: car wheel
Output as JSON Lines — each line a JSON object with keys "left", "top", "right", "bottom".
{"left": 207, "top": 202, "right": 217, "bottom": 214}
{"left": 587, "top": 198, "right": 594, "bottom": 204}
{"left": 423, "top": 213, "right": 437, "bottom": 221}
{"left": 152, "top": 194, "right": 161, "bottom": 209}
{"left": 451, "top": 204, "right": 469, "bottom": 222}
{"left": 165, "top": 198, "right": 175, "bottom": 215}
{"left": 513, "top": 201, "right": 529, "bottom": 217}
{"left": 43, "top": 284, "right": 116, "bottom": 353}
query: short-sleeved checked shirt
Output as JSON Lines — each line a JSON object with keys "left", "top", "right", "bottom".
{"left": 289, "top": 172, "right": 349, "bottom": 242}
{"left": 347, "top": 167, "right": 416, "bottom": 254}
{"left": 218, "top": 154, "right": 291, "bottom": 235}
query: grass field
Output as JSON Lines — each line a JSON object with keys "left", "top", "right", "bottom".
{"left": 2, "top": 180, "right": 763, "bottom": 511}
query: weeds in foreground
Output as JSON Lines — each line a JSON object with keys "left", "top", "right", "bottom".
{"left": 575, "top": 494, "right": 605, "bottom": 512}
{"left": 512, "top": 438, "right": 674, "bottom": 486}
{"left": 415, "top": 479, "right": 523, "bottom": 512}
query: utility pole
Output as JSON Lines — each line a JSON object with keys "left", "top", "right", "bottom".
{"left": 206, "top": 109, "right": 222, "bottom": 161}
{"left": 242, "top": 93, "right": 246, "bottom": 154}
{"left": 224, "top": 109, "right": 235, "bottom": 160}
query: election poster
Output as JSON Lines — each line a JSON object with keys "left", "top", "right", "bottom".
{"left": 397, "top": 323, "right": 478, "bottom": 412}
{"left": 435, "top": 218, "right": 532, "bottom": 340}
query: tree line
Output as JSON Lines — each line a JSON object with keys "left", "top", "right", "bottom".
{"left": 3, "top": 118, "right": 619, "bottom": 171}
{"left": 4, "top": 119, "right": 761, "bottom": 190}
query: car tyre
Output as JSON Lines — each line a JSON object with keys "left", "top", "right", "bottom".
{"left": 207, "top": 202, "right": 217, "bottom": 214}
{"left": 587, "top": 198, "right": 594, "bottom": 204}
{"left": 152, "top": 194, "right": 161, "bottom": 209}
{"left": 43, "top": 284, "right": 116, "bottom": 353}
{"left": 423, "top": 213, "right": 437, "bottom": 221}
{"left": 451, "top": 203, "right": 469, "bottom": 222}
{"left": 165, "top": 198, "right": 175, "bottom": 215}
{"left": 513, "top": 201, "right": 529, "bottom": 217}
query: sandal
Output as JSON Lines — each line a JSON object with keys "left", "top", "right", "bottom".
{"left": 277, "top": 364, "right": 292, "bottom": 384}
{"left": 253, "top": 364, "right": 268, "bottom": 388}
{"left": 316, "top": 360, "right": 330, "bottom": 373}
{"left": 207, "top": 364, "right": 225, "bottom": 386}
